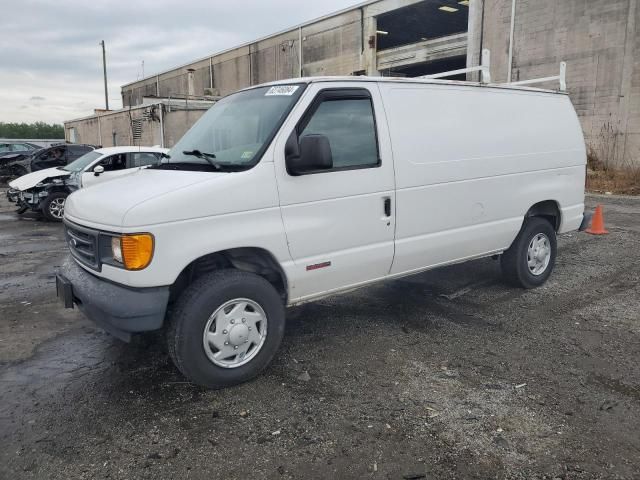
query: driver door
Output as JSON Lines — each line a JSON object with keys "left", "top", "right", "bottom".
{"left": 273, "top": 82, "right": 396, "bottom": 302}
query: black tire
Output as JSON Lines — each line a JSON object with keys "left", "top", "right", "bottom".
{"left": 4, "top": 164, "right": 28, "bottom": 182}
{"left": 11, "top": 165, "right": 28, "bottom": 178}
{"left": 42, "top": 192, "right": 68, "bottom": 222}
{"left": 501, "top": 217, "right": 557, "bottom": 289}
{"left": 166, "top": 270, "right": 286, "bottom": 389}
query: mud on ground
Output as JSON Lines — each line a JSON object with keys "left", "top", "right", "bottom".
{"left": 0, "top": 193, "right": 639, "bottom": 479}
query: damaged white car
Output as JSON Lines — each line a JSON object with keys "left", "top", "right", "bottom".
{"left": 6, "top": 146, "right": 168, "bottom": 221}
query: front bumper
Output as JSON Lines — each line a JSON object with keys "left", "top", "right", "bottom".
{"left": 6, "top": 188, "right": 44, "bottom": 210}
{"left": 56, "top": 256, "right": 170, "bottom": 341}
{"left": 6, "top": 188, "right": 20, "bottom": 203}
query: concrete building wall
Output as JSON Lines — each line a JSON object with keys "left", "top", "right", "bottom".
{"left": 161, "top": 109, "right": 208, "bottom": 147}
{"left": 469, "top": 0, "right": 639, "bottom": 166}
{"left": 120, "top": 9, "right": 365, "bottom": 104}
{"left": 65, "top": 117, "right": 101, "bottom": 146}
{"left": 65, "top": 103, "right": 209, "bottom": 149}
{"left": 626, "top": 0, "right": 640, "bottom": 166}
{"left": 120, "top": 0, "right": 465, "bottom": 105}
{"left": 76, "top": 0, "right": 470, "bottom": 152}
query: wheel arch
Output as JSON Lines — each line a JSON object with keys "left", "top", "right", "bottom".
{"left": 525, "top": 200, "right": 562, "bottom": 231}
{"left": 170, "top": 247, "right": 288, "bottom": 305}
{"left": 46, "top": 186, "right": 73, "bottom": 195}
{"left": 38, "top": 187, "right": 71, "bottom": 208}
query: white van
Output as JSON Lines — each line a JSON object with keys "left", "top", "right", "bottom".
{"left": 56, "top": 77, "right": 586, "bottom": 388}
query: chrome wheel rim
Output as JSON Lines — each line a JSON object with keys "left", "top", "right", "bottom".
{"left": 527, "top": 233, "right": 551, "bottom": 276}
{"left": 49, "top": 197, "right": 65, "bottom": 219}
{"left": 202, "top": 298, "right": 268, "bottom": 368}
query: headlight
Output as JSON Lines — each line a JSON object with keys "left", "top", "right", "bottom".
{"left": 110, "top": 234, "right": 154, "bottom": 270}
{"left": 111, "top": 237, "right": 123, "bottom": 263}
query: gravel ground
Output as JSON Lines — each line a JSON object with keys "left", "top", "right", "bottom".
{"left": 0, "top": 193, "right": 638, "bottom": 480}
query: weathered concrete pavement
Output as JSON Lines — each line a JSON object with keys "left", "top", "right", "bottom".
{"left": 1, "top": 194, "right": 639, "bottom": 479}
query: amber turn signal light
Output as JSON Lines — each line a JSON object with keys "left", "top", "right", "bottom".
{"left": 119, "top": 234, "right": 154, "bottom": 270}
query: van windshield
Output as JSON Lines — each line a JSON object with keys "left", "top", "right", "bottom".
{"left": 163, "top": 84, "right": 305, "bottom": 171}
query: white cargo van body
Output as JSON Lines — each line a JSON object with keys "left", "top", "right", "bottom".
{"left": 58, "top": 77, "right": 586, "bottom": 388}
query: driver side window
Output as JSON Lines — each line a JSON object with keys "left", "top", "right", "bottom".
{"left": 98, "top": 154, "right": 127, "bottom": 171}
{"left": 297, "top": 92, "right": 379, "bottom": 171}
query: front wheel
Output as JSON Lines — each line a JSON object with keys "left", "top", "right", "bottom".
{"left": 42, "top": 192, "right": 68, "bottom": 222}
{"left": 501, "top": 217, "right": 557, "bottom": 289}
{"left": 166, "top": 270, "right": 286, "bottom": 388}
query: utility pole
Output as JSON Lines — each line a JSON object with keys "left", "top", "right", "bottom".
{"left": 100, "top": 40, "right": 109, "bottom": 110}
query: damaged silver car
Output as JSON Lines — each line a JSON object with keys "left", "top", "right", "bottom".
{"left": 7, "top": 146, "right": 168, "bottom": 221}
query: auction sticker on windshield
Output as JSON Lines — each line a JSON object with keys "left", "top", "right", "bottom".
{"left": 265, "top": 85, "right": 299, "bottom": 96}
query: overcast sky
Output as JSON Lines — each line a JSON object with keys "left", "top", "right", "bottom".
{"left": 0, "top": 0, "right": 362, "bottom": 125}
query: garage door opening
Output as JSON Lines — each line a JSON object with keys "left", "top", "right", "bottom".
{"left": 376, "top": 0, "right": 469, "bottom": 51}
{"left": 380, "top": 55, "right": 467, "bottom": 80}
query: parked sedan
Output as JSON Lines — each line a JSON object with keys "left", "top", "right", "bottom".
{"left": 0, "top": 143, "right": 96, "bottom": 180}
{"left": 7, "top": 146, "right": 168, "bottom": 221}
{"left": 0, "top": 142, "right": 41, "bottom": 157}
{"left": 0, "top": 142, "right": 43, "bottom": 178}
{"left": 30, "top": 144, "right": 96, "bottom": 171}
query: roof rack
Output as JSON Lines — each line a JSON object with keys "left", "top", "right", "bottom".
{"left": 417, "top": 49, "right": 492, "bottom": 84}
{"left": 504, "top": 62, "right": 567, "bottom": 92}
{"left": 415, "top": 49, "right": 567, "bottom": 92}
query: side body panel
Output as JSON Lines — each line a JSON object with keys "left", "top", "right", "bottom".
{"left": 378, "top": 84, "right": 586, "bottom": 276}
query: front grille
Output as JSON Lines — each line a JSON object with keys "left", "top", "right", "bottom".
{"left": 64, "top": 221, "right": 100, "bottom": 270}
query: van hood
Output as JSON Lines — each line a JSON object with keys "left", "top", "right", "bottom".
{"left": 9, "top": 167, "right": 70, "bottom": 191}
{"left": 64, "top": 168, "right": 227, "bottom": 227}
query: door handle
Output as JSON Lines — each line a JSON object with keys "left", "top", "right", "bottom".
{"left": 383, "top": 197, "right": 391, "bottom": 217}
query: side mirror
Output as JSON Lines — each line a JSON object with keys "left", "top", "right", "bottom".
{"left": 285, "top": 133, "right": 333, "bottom": 175}
{"left": 93, "top": 165, "right": 104, "bottom": 176}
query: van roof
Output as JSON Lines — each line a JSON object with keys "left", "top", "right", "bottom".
{"left": 255, "top": 76, "right": 567, "bottom": 96}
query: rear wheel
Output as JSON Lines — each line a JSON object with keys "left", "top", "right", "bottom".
{"left": 42, "top": 192, "right": 68, "bottom": 222}
{"left": 11, "top": 165, "right": 28, "bottom": 178}
{"left": 501, "top": 217, "right": 557, "bottom": 289}
{"left": 167, "top": 270, "right": 285, "bottom": 388}
{"left": 3, "top": 164, "right": 28, "bottom": 182}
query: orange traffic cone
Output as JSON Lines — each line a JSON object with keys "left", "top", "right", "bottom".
{"left": 586, "top": 204, "right": 608, "bottom": 235}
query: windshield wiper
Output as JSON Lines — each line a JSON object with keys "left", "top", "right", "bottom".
{"left": 151, "top": 161, "right": 244, "bottom": 172}
{"left": 182, "top": 149, "right": 220, "bottom": 168}
{"left": 183, "top": 149, "right": 215, "bottom": 159}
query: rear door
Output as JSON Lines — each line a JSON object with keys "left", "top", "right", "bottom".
{"left": 273, "top": 82, "right": 396, "bottom": 302}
